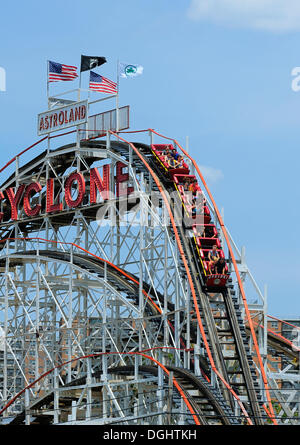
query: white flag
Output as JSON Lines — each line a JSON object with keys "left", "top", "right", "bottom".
{"left": 119, "top": 62, "right": 143, "bottom": 78}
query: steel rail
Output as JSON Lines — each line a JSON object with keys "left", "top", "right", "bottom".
{"left": 0, "top": 129, "right": 80, "bottom": 176}
{"left": 0, "top": 136, "right": 48, "bottom": 174}
{"left": 267, "top": 315, "right": 300, "bottom": 331}
{"left": 248, "top": 321, "right": 300, "bottom": 355}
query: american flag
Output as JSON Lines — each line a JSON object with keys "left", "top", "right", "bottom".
{"left": 48, "top": 60, "right": 78, "bottom": 82}
{"left": 89, "top": 71, "right": 117, "bottom": 94}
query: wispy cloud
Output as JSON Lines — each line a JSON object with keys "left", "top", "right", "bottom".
{"left": 199, "top": 165, "right": 224, "bottom": 184}
{"left": 187, "top": 0, "right": 300, "bottom": 32}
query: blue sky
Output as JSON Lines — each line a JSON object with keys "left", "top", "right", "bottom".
{"left": 0, "top": 0, "right": 300, "bottom": 318}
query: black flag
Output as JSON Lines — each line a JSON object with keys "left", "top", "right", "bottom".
{"left": 80, "top": 55, "right": 107, "bottom": 72}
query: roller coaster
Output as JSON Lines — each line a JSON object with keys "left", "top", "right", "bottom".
{"left": 0, "top": 123, "right": 299, "bottom": 426}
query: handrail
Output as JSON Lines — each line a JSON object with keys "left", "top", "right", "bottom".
{"left": 0, "top": 136, "right": 48, "bottom": 175}
{"left": 0, "top": 129, "right": 80, "bottom": 176}
{"left": 249, "top": 320, "right": 300, "bottom": 353}
{"left": 267, "top": 315, "right": 300, "bottom": 331}
{"left": 0, "top": 128, "right": 146, "bottom": 178}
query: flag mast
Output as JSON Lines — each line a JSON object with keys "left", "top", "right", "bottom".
{"left": 46, "top": 60, "right": 51, "bottom": 155}
{"left": 78, "top": 67, "right": 82, "bottom": 101}
{"left": 116, "top": 59, "right": 120, "bottom": 132}
{"left": 47, "top": 60, "right": 50, "bottom": 109}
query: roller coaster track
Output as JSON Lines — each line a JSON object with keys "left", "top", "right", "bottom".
{"left": 108, "top": 134, "right": 267, "bottom": 424}
{"left": 0, "top": 248, "right": 239, "bottom": 424}
{"left": 1, "top": 244, "right": 296, "bottom": 424}
{"left": 0, "top": 250, "right": 238, "bottom": 424}
{"left": 0, "top": 130, "right": 297, "bottom": 424}
{"left": 0, "top": 246, "right": 240, "bottom": 426}
{"left": 0, "top": 248, "right": 206, "bottom": 366}
{"left": 7, "top": 364, "right": 240, "bottom": 426}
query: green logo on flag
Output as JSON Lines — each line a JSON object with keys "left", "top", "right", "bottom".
{"left": 119, "top": 62, "right": 143, "bottom": 78}
{"left": 125, "top": 65, "right": 137, "bottom": 76}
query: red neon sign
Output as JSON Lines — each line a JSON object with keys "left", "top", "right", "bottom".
{"left": 0, "top": 161, "right": 132, "bottom": 222}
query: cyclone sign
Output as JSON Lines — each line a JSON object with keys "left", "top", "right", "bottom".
{"left": 0, "top": 162, "right": 133, "bottom": 223}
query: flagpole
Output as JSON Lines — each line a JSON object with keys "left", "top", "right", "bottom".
{"left": 116, "top": 59, "right": 120, "bottom": 132}
{"left": 46, "top": 61, "right": 51, "bottom": 155}
{"left": 47, "top": 60, "right": 50, "bottom": 109}
{"left": 78, "top": 71, "right": 82, "bottom": 101}
{"left": 86, "top": 71, "right": 91, "bottom": 141}
{"left": 78, "top": 55, "right": 83, "bottom": 101}
{"left": 76, "top": 57, "right": 82, "bottom": 148}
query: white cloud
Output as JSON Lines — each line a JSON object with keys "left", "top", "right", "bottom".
{"left": 199, "top": 165, "right": 224, "bottom": 184}
{"left": 187, "top": 0, "right": 300, "bottom": 32}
